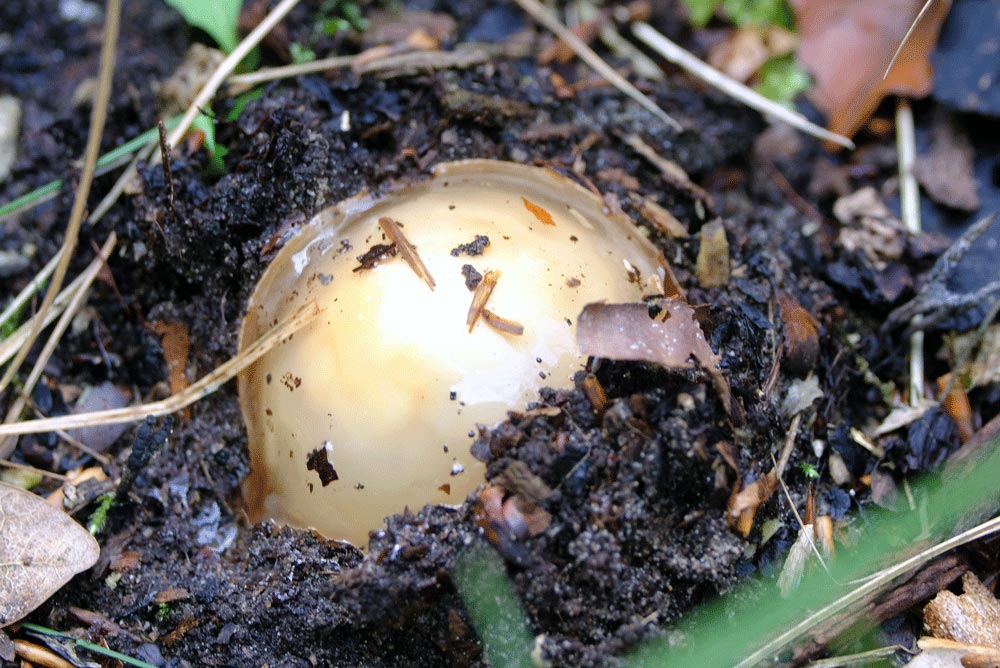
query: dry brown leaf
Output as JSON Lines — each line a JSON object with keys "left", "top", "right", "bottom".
{"left": 153, "top": 320, "right": 191, "bottom": 401}
{"left": 778, "top": 293, "right": 820, "bottom": 376}
{"left": 833, "top": 187, "right": 905, "bottom": 266}
{"left": 924, "top": 572, "right": 1000, "bottom": 648}
{"left": 577, "top": 299, "right": 738, "bottom": 422}
{"left": 729, "top": 470, "right": 778, "bottom": 537}
{"left": 695, "top": 220, "right": 730, "bottom": 289}
{"left": 0, "top": 483, "right": 100, "bottom": 627}
{"left": 792, "top": 0, "right": 952, "bottom": 141}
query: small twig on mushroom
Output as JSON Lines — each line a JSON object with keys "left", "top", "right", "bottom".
{"left": 630, "top": 21, "right": 855, "bottom": 150}
{"left": 511, "top": 0, "right": 682, "bottom": 131}
{"left": 481, "top": 309, "right": 525, "bottom": 336}
{"left": 468, "top": 269, "right": 501, "bottom": 331}
{"left": 0, "top": 0, "right": 120, "bottom": 396}
{"left": 0, "top": 301, "right": 320, "bottom": 437}
{"left": 378, "top": 217, "right": 436, "bottom": 290}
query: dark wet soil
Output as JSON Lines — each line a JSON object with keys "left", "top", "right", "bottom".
{"left": 1, "top": 1, "right": 994, "bottom": 667}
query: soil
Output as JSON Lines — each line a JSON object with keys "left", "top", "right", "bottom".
{"left": 1, "top": 1, "right": 997, "bottom": 667}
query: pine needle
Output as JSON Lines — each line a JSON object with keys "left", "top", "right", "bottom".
{"left": 0, "top": 301, "right": 319, "bottom": 437}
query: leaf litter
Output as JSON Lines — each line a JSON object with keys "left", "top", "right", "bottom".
{"left": 0, "top": 483, "right": 100, "bottom": 627}
{"left": 792, "top": 0, "right": 952, "bottom": 141}
{"left": 576, "top": 298, "right": 738, "bottom": 423}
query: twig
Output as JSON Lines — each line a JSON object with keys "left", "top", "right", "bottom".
{"left": 227, "top": 54, "right": 357, "bottom": 90}
{"left": 0, "top": 458, "right": 68, "bottom": 482}
{"left": 630, "top": 22, "right": 855, "bottom": 150}
{"left": 0, "top": 0, "right": 120, "bottom": 395}
{"left": 884, "top": 214, "right": 1000, "bottom": 334}
{"left": 163, "top": 0, "right": 303, "bottom": 153}
{"left": 896, "top": 99, "right": 925, "bottom": 405}
{"left": 157, "top": 121, "right": 176, "bottom": 225}
{"left": 511, "top": 0, "right": 682, "bottom": 131}
{"left": 0, "top": 301, "right": 319, "bottom": 437}
{"left": 0, "top": 234, "right": 117, "bottom": 458}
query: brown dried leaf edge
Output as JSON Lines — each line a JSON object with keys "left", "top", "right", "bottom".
{"left": 0, "top": 483, "right": 100, "bottom": 627}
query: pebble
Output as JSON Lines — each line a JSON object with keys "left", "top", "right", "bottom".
{"left": 0, "top": 95, "right": 21, "bottom": 184}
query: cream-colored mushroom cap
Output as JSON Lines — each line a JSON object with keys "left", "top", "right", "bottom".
{"left": 239, "top": 160, "right": 662, "bottom": 546}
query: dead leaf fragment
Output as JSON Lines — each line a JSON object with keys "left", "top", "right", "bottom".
{"left": 728, "top": 470, "right": 778, "bottom": 537}
{"left": 792, "top": 0, "right": 952, "bottom": 141}
{"left": 695, "top": 220, "right": 730, "bottom": 288}
{"left": 577, "top": 299, "right": 738, "bottom": 423}
{"left": 0, "top": 483, "right": 100, "bottom": 627}
{"left": 522, "top": 197, "right": 556, "bottom": 226}
{"left": 924, "top": 572, "right": 1000, "bottom": 648}
{"left": 153, "top": 320, "right": 191, "bottom": 404}
{"left": 913, "top": 116, "right": 980, "bottom": 211}
{"left": 834, "top": 187, "right": 905, "bottom": 267}
{"left": 778, "top": 293, "right": 820, "bottom": 376}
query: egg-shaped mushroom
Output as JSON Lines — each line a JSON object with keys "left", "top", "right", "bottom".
{"left": 239, "top": 160, "right": 663, "bottom": 546}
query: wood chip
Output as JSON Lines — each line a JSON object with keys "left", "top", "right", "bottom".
{"left": 522, "top": 197, "right": 556, "bottom": 226}
{"left": 482, "top": 309, "right": 525, "bottom": 336}
{"left": 378, "top": 217, "right": 435, "bottom": 289}
{"left": 467, "top": 269, "right": 500, "bottom": 332}
{"left": 581, "top": 373, "right": 607, "bottom": 414}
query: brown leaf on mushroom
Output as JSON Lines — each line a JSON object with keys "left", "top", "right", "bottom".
{"left": 0, "top": 483, "right": 100, "bottom": 627}
{"left": 576, "top": 298, "right": 738, "bottom": 423}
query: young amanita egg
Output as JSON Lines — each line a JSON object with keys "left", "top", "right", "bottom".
{"left": 239, "top": 160, "right": 663, "bottom": 546}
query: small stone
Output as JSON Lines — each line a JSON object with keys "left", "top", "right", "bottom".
{"left": 0, "top": 95, "right": 21, "bottom": 184}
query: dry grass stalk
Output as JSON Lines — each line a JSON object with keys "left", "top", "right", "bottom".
{"left": 0, "top": 234, "right": 117, "bottom": 458}
{"left": 511, "top": 0, "right": 681, "bottom": 131}
{"left": 0, "top": 301, "right": 319, "bottom": 438}
{"left": 0, "top": 251, "right": 60, "bottom": 333}
{"left": 0, "top": 0, "right": 121, "bottom": 396}
{"left": 162, "top": 0, "right": 303, "bottom": 152}
{"left": 631, "top": 21, "right": 855, "bottom": 150}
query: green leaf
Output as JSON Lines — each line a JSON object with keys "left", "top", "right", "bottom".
{"left": 454, "top": 546, "right": 535, "bottom": 668}
{"left": 753, "top": 54, "right": 812, "bottom": 105}
{"left": 190, "top": 111, "right": 219, "bottom": 155}
{"left": 163, "top": 0, "right": 243, "bottom": 53}
{"left": 290, "top": 42, "right": 317, "bottom": 64}
{"left": 683, "top": 0, "right": 724, "bottom": 27}
{"left": 721, "top": 0, "right": 793, "bottom": 28}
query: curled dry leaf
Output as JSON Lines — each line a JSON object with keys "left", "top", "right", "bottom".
{"left": 778, "top": 293, "right": 820, "bottom": 376}
{"left": 791, "top": 0, "right": 952, "bottom": 142}
{"left": 576, "top": 298, "right": 738, "bottom": 423}
{"left": 728, "top": 470, "right": 778, "bottom": 537}
{"left": 0, "top": 483, "right": 100, "bottom": 627}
